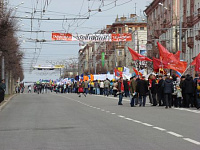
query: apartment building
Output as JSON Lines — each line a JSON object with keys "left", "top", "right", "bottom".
{"left": 78, "top": 14, "right": 147, "bottom": 74}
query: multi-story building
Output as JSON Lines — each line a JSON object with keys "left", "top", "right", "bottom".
{"left": 78, "top": 14, "right": 147, "bottom": 74}
{"left": 145, "top": 0, "right": 200, "bottom": 74}
{"left": 106, "top": 14, "right": 147, "bottom": 73}
{"left": 180, "top": 0, "right": 200, "bottom": 64}
{"left": 125, "top": 30, "right": 147, "bottom": 71}
{"left": 144, "top": 0, "right": 181, "bottom": 58}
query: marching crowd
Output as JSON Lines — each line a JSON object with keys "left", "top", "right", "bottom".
{"left": 32, "top": 73, "right": 200, "bottom": 110}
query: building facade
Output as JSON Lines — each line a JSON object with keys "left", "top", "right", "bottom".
{"left": 145, "top": 0, "right": 200, "bottom": 73}
{"left": 78, "top": 14, "right": 147, "bottom": 74}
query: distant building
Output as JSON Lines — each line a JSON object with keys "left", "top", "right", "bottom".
{"left": 78, "top": 14, "right": 147, "bottom": 75}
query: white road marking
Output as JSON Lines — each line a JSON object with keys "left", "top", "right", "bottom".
{"left": 106, "top": 111, "right": 110, "bottom": 113}
{"left": 118, "top": 115, "right": 125, "bottom": 118}
{"left": 125, "top": 118, "right": 133, "bottom": 121}
{"left": 141, "top": 123, "right": 153, "bottom": 127}
{"left": 183, "top": 138, "right": 200, "bottom": 145}
{"left": 53, "top": 93, "right": 200, "bottom": 146}
{"left": 132, "top": 120, "right": 142, "bottom": 123}
{"left": 167, "top": 131, "right": 183, "bottom": 137}
{"left": 153, "top": 127, "right": 166, "bottom": 131}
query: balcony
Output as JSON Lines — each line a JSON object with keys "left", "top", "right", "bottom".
{"left": 182, "top": 22, "right": 187, "bottom": 31}
{"left": 161, "top": 41, "right": 166, "bottom": 48}
{"left": 187, "top": 16, "right": 193, "bottom": 27}
{"left": 195, "top": 30, "right": 200, "bottom": 40}
{"left": 187, "top": 37, "right": 194, "bottom": 48}
{"left": 198, "top": 8, "right": 200, "bottom": 18}
{"left": 154, "top": 30, "right": 160, "bottom": 39}
{"left": 182, "top": 42, "right": 186, "bottom": 53}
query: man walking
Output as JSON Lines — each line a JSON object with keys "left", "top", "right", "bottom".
{"left": 118, "top": 77, "right": 124, "bottom": 105}
{"left": 136, "top": 76, "right": 148, "bottom": 107}
{"left": 130, "top": 76, "right": 137, "bottom": 107}
{"left": 104, "top": 78, "right": 110, "bottom": 96}
{"left": 162, "top": 76, "right": 174, "bottom": 109}
{"left": 157, "top": 75, "right": 164, "bottom": 106}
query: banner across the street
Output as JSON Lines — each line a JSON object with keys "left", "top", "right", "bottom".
{"left": 52, "top": 33, "right": 132, "bottom": 42}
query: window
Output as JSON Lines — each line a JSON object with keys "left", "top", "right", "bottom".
{"left": 140, "top": 27, "right": 144, "bottom": 30}
{"left": 118, "top": 50, "right": 122, "bottom": 56}
{"left": 118, "top": 28, "right": 122, "bottom": 34}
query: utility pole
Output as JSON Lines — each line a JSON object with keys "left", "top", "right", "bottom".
{"left": 137, "top": 31, "right": 140, "bottom": 70}
{"left": 2, "top": 55, "right": 4, "bottom": 79}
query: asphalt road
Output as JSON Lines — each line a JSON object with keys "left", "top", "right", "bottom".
{"left": 0, "top": 91, "right": 200, "bottom": 150}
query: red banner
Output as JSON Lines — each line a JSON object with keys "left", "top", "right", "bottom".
{"left": 52, "top": 33, "right": 72, "bottom": 41}
{"left": 111, "top": 33, "right": 132, "bottom": 42}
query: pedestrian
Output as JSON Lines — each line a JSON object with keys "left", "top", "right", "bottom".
{"left": 113, "top": 81, "right": 118, "bottom": 97}
{"left": 117, "top": 77, "right": 124, "bottom": 105}
{"left": 100, "top": 80, "right": 104, "bottom": 95}
{"left": 136, "top": 76, "right": 148, "bottom": 107}
{"left": 196, "top": 77, "right": 200, "bottom": 109}
{"left": 182, "top": 74, "right": 195, "bottom": 108}
{"left": 130, "top": 76, "right": 137, "bottom": 107}
{"left": 84, "top": 80, "right": 89, "bottom": 96}
{"left": 90, "top": 81, "right": 94, "bottom": 94}
{"left": 193, "top": 73, "right": 199, "bottom": 108}
{"left": 180, "top": 76, "right": 186, "bottom": 107}
{"left": 28, "top": 85, "right": 32, "bottom": 93}
{"left": 162, "top": 76, "right": 174, "bottom": 109}
{"left": 78, "top": 81, "right": 85, "bottom": 97}
{"left": 157, "top": 75, "right": 164, "bottom": 106}
{"left": 124, "top": 79, "right": 130, "bottom": 97}
{"left": 151, "top": 75, "right": 157, "bottom": 106}
{"left": 0, "top": 79, "right": 6, "bottom": 104}
{"left": 104, "top": 78, "right": 110, "bottom": 96}
{"left": 173, "top": 85, "right": 182, "bottom": 107}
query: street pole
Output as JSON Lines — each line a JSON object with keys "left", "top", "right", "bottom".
{"left": 137, "top": 31, "right": 140, "bottom": 70}
{"left": 2, "top": 55, "right": 4, "bottom": 79}
{"left": 94, "top": 42, "right": 97, "bottom": 74}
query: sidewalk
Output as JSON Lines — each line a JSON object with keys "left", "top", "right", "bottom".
{"left": 0, "top": 94, "right": 16, "bottom": 111}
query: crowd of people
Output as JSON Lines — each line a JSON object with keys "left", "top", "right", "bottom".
{"left": 22, "top": 73, "right": 200, "bottom": 110}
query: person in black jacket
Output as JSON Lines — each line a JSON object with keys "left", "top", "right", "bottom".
{"left": 136, "top": 76, "right": 148, "bottom": 107}
{"left": 157, "top": 75, "right": 164, "bottom": 106}
{"left": 162, "top": 76, "right": 174, "bottom": 109}
{"left": 183, "top": 74, "right": 195, "bottom": 108}
{"left": 123, "top": 79, "right": 129, "bottom": 97}
{"left": 151, "top": 75, "right": 157, "bottom": 106}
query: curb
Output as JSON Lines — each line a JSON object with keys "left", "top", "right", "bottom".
{"left": 0, "top": 94, "right": 16, "bottom": 112}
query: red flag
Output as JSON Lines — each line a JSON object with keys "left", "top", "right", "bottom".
{"left": 114, "top": 68, "right": 122, "bottom": 77}
{"left": 128, "top": 47, "right": 152, "bottom": 61}
{"left": 191, "top": 53, "right": 200, "bottom": 72}
{"left": 153, "top": 57, "right": 168, "bottom": 70}
{"left": 157, "top": 42, "right": 178, "bottom": 63}
{"left": 196, "top": 58, "right": 200, "bottom": 72}
{"left": 174, "top": 51, "right": 181, "bottom": 61}
{"left": 167, "top": 61, "right": 187, "bottom": 73}
{"left": 133, "top": 67, "right": 143, "bottom": 76}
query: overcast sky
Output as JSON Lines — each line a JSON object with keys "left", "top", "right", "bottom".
{"left": 8, "top": 0, "right": 152, "bottom": 82}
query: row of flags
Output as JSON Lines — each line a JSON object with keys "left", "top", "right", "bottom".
{"left": 128, "top": 42, "right": 200, "bottom": 76}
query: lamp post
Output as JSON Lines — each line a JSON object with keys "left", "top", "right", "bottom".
{"left": 0, "top": 51, "right": 4, "bottom": 79}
